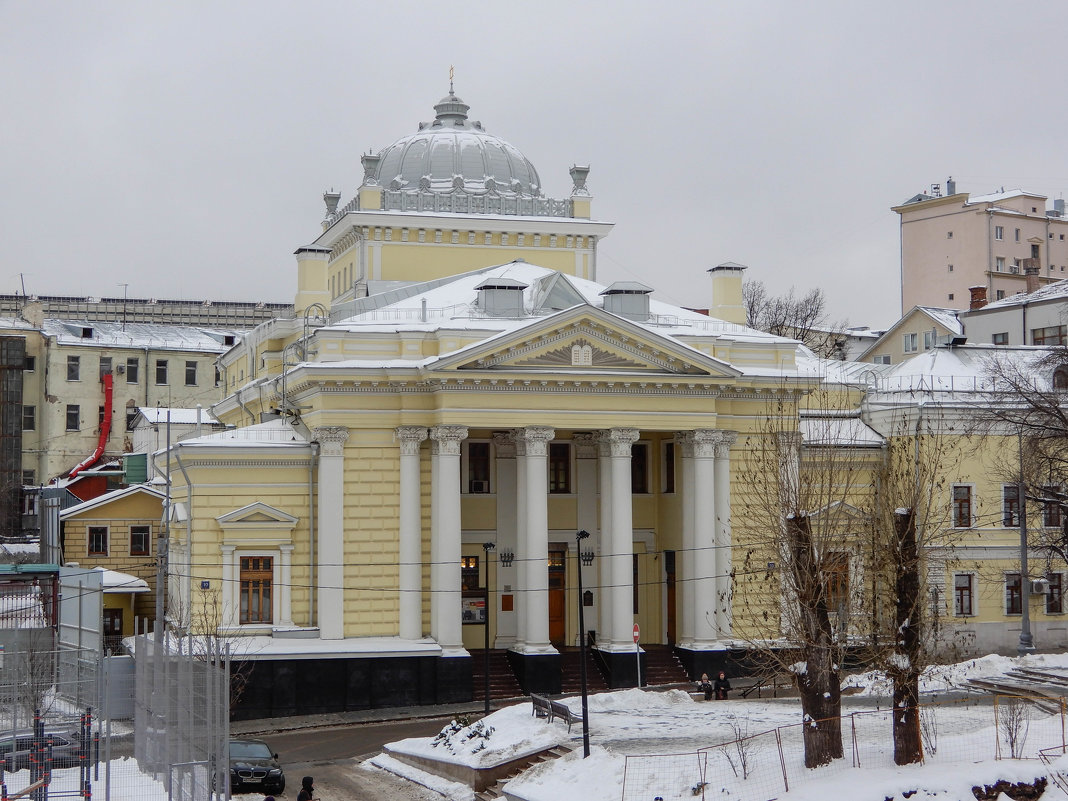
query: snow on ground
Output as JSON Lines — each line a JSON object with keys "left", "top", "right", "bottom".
{"left": 0, "top": 757, "right": 169, "bottom": 799}
{"left": 378, "top": 654, "right": 1068, "bottom": 801}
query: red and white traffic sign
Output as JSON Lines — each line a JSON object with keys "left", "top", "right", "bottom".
{"left": 633, "top": 623, "right": 640, "bottom": 643}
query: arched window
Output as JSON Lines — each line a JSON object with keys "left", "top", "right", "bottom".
{"left": 1053, "top": 367, "right": 1068, "bottom": 390}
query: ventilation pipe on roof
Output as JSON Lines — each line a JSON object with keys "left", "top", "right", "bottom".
{"left": 968, "top": 286, "right": 988, "bottom": 310}
{"left": 707, "top": 262, "right": 748, "bottom": 325}
{"left": 946, "top": 176, "right": 956, "bottom": 195}
{"left": 476, "top": 278, "right": 527, "bottom": 317}
{"left": 600, "top": 282, "right": 653, "bottom": 321}
{"left": 1025, "top": 264, "right": 1041, "bottom": 294}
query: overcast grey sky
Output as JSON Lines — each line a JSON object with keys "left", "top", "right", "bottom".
{"left": 3, "top": 1, "right": 1067, "bottom": 329}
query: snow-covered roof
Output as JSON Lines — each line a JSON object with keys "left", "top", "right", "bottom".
{"left": 870, "top": 344, "right": 1058, "bottom": 394}
{"left": 966, "top": 188, "right": 1042, "bottom": 204}
{"left": 135, "top": 407, "right": 221, "bottom": 426}
{"left": 178, "top": 418, "right": 311, "bottom": 446}
{"left": 800, "top": 412, "right": 885, "bottom": 448}
{"left": 856, "top": 306, "right": 961, "bottom": 361}
{"left": 1, "top": 319, "right": 243, "bottom": 352}
{"left": 93, "top": 567, "right": 150, "bottom": 593}
{"left": 974, "top": 279, "right": 1068, "bottom": 310}
{"left": 59, "top": 484, "right": 166, "bottom": 520}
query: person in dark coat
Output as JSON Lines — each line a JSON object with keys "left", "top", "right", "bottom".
{"left": 714, "top": 671, "right": 731, "bottom": 700}
{"left": 697, "top": 672, "right": 714, "bottom": 701}
{"left": 297, "top": 776, "right": 317, "bottom": 801}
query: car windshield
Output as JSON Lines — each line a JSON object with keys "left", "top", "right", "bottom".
{"left": 229, "top": 741, "right": 272, "bottom": 760}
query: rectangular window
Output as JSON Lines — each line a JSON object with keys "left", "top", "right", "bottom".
{"left": 992, "top": 332, "right": 1009, "bottom": 345}
{"left": 22, "top": 470, "right": 35, "bottom": 486}
{"left": 1049, "top": 574, "right": 1064, "bottom": 614}
{"left": 952, "top": 485, "right": 972, "bottom": 528}
{"left": 239, "top": 556, "right": 273, "bottom": 624}
{"left": 995, "top": 290, "right": 1006, "bottom": 300}
{"left": 126, "top": 410, "right": 138, "bottom": 431}
{"left": 1043, "top": 487, "right": 1062, "bottom": 528}
{"left": 995, "top": 226, "right": 1004, "bottom": 240}
{"left": 155, "top": 359, "right": 168, "bottom": 385}
{"left": 1015, "top": 228, "right": 1021, "bottom": 242}
{"left": 23, "top": 355, "right": 35, "bottom": 372}
{"left": 873, "top": 354, "right": 891, "bottom": 365}
{"left": 130, "top": 525, "right": 150, "bottom": 556}
{"left": 99, "top": 356, "right": 112, "bottom": 379}
{"left": 548, "top": 443, "right": 571, "bottom": 494}
{"left": 633, "top": 553, "right": 640, "bottom": 614}
{"left": 923, "top": 331, "right": 934, "bottom": 350}
{"left": 954, "top": 573, "right": 974, "bottom": 616}
{"left": 662, "top": 441, "right": 676, "bottom": 494}
{"left": 903, "top": 332, "right": 918, "bottom": 353}
{"left": 184, "top": 361, "right": 197, "bottom": 386}
{"left": 98, "top": 405, "right": 106, "bottom": 427}
{"left": 126, "top": 357, "right": 139, "bottom": 383}
{"left": 1032, "top": 325, "right": 1067, "bottom": 345}
{"left": 824, "top": 552, "right": 849, "bottom": 613}
{"left": 88, "top": 526, "right": 108, "bottom": 556}
{"left": 1003, "top": 485, "right": 1020, "bottom": 527}
{"left": 631, "top": 443, "right": 650, "bottom": 494}
{"left": 1006, "top": 573, "right": 1022, "bottom": 615}
{"left": 22, "top": 405, "right": 35, "bottom": 431}
{"left": 996, "top": 256, "right": 1005, "bottom": 271}
{"left": 65, "top": 404, "right": 80, "bottom": 432}
{"left": 66, "top": 355, "right": 80, "bottom": 381}
{"left": 947, "top": 231, "right": 953, "bottom": 239}
{"left": 468, "top": 442, "right": 491, "bottom": 493}
{"left": 461, "top": 555, "right": 481, "bottom": 591}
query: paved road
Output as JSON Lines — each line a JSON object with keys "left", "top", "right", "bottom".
{"left": 255, "top": 716, "right": 454, "bottom": 799}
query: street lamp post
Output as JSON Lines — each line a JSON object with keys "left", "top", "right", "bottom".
{"left": 483, "top": 541, "right": 495, "bottom": 717}
{"left": 576, "top": 530, "right": 594, "bottom": 758}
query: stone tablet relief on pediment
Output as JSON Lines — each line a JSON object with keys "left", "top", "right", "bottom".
{"left": 515, "top": 338, "right": 644, "bottom": 368}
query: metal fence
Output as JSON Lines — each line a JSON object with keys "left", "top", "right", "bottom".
{"left": 133, "top": 623, "right": 230, "bottom": 801}
{"left": 622, "top": 695, "right": 1067, "bottom": 801}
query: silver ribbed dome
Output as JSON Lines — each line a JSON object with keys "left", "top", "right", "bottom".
{"left": 371, "top": 92, "right": 542, "bottom": 197}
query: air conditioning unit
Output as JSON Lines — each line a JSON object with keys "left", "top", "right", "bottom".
{"left": 469, "top": 480, "right": 490, "bottom": 494}
{"left": 1030, "top": 578, "right": 1050, "bottom": 594}
{"left": 115, "top": 364, "right": 125, "bottom": 375}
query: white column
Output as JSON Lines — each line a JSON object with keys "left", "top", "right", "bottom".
{"left": 692, "top": 430, "right": 719, "bottom": 647}
{"left": 492, "top": 432, "right": 518, "bottom": 648}
{"left": 714, "top": 432, "right": 737, "bottom": 639}
{"left": 677, "top": 433, "right": 695, "bottom": 647}
{"left": 313, "top": 426, "right": 349, "bottom": 640}
{"left": 596, "top": 432, "right": 613, "bottom": 649}
{"left": 430, "top": 425, "right": 467, "bottom": 653}
{"left": 279, "top": 544, "right": 294, "bottom": 626}
{"left": 396, "top": 426, "right": 428, "bottom": 640}
{"left": 607, "top": 428, "right": 639, "bottom": 650}
{"left": 574, "top": 433, "right": 598, "bottom": 646}
{"left": 518, "top": 426, "right": 555, "bottom": 654}
{"left": 514, "top": 432, "right": 529, "bottom": 650}
{"left": 220, "top": 545, "right": 236, "bottom": 628}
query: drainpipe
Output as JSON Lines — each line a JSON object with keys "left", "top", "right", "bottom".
{"left": 143, "top": 347, "right": 150, "bottom": 407}
{"left": 174, "top": 451, "right": 194, "bottom": 631}
{"left": 1022, "top": 300, "right": 1029, "bottom": 345}
{"left": 987, "top": 211, "right": 994, "bottom": 305}
{"left": 308, "top": 441, "right": 319, "bottom": 627}
{"left": 235, "top": 388, "right": 257, "bottom": 426}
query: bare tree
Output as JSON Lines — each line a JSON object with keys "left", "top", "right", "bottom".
{"left": 735, "top": 391, "right": 876, "bottom": 768}
{"left": 743, "top": 280, "right": 848, "bottom": 360}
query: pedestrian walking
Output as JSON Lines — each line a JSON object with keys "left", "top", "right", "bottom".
{"left": 297, "top": 775, "right": 318, "bottom": 801}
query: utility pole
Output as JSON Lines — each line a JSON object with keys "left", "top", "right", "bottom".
{"left": 1018, "top": 430, "right": 1035, "bottom": 655}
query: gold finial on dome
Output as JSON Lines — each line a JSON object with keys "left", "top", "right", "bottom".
{"left": 449, "top": 65, "right": 454, "bottom": 94}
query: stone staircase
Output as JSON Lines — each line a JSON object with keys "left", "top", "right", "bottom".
{"left": 559, "top": 647, "right": 609, "bottom": 695}
{"left": 641, "top": 644, "right": 692, "bottom": 687}
{"left": 475, "top": 745, "right": 574, "bottom": 801}
{"left": 471, "top": 649, "right": 524, "bottom": 702}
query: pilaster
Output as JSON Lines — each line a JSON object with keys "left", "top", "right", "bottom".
{"left": 313, "top": 425, "right": 349, "bottom": 639}
{"left": 430, "top": 425, "right": 468, "bottom": 653}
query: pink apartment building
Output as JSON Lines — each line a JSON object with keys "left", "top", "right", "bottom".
{"left": 893, "top": 178, "right": 1068, "bottom": 315}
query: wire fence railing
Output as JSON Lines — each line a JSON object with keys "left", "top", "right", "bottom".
{"left": 622, "top": 694, "right": 1066, "bottom": 801}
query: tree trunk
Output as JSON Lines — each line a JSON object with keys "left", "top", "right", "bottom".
{"left": 788, "top": 515, "right": 844, "bottom": 768}
{"left": 891, "top": 510, "right": 923, "bottom": 765}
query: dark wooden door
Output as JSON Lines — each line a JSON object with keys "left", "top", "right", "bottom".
{"left": 548, "top": 549, "right": 566, "bottom": 645}
{"left": 665, "top": 550, "right": 676, "bottom": 645}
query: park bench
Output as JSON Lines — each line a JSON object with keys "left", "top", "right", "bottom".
{"left": 529, "top": 694, "right": 578, "bottom": 732}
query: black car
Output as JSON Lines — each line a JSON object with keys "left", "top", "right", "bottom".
{"left": 228, "top": 738, "right": 285, "bottom": 795}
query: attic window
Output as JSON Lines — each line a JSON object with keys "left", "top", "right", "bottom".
{"left": 81, "top": 327, "right": 93, "bottom": 338}
{"left": 1054, "top": 367, "right": 1068, "bottom": 391}
{"left": 224, "top": 335, "right": 235, "bottom": 346}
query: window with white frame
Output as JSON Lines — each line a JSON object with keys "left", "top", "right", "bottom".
{"left": 1003, "top": 484, "right": 1020, "bottom": 527}
{"left": 996, "top": 256, "right": 1006, "bottom": 271}
{"left": 1043, "top": 486, "right": 1063, "bottom": 528}
{"left": 952, "top": 484, "right": 972, "bottom": 528}
{"left": 953, "top": 573, "right": 975, "bottom": 616}
{"left": 923, "top": 331, "right": 934, "bottom": 350}
{"left": 1005, "top": 573, "right": 1022, "bottom": 615}
{"left": 1048, "top": 573, "right": 1064, "bottom": 614}
{"left": 903, "top": 332, "right": 918, "bottom": 353}
{"left": 239, "top": 556, "right": 273, "bottom": 624}
{"left": 995, "top": 226, "right": 1004, "bottom": 240}
{"left": 88, "top": 526, "right": 108, "bottom": 556}
{"left": 873, "top": 354, "right": 891, "bottom": 365}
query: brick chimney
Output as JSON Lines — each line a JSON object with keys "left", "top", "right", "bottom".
{"left": 968, "top": 286, "right": 987, "bottom": 310}
{"left": 1025, "top": 263, "right": 1041, "bottom": 294}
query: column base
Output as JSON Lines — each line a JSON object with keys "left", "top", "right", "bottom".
{"left": 506, "top": 649, "right": 561, "bottom": 695}
{"left": 593, "top": 647, "right": 645, "bottom": 689}
{"left": 436, "top": 652, "right": 473, "bottom": 704}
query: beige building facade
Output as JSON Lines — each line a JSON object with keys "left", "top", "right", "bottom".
{"left": 894, "top": 181, "right": 1068, "bottom": 315}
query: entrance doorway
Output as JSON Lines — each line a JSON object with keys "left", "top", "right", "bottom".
{"left": 548, "top": 549, "right": 566, "bottom": 646}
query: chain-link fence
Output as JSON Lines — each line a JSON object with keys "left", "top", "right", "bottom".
{"left": 133, "top": 622, "right": 230, "bottom": 801}
{"left": 622, "top": 695, "right": 1067, "bottom": 801}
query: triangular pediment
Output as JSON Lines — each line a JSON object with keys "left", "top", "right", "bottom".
{"left": 432, "top": 306, "right": 742, "bottom": 378}
{"left": 216, "top": 502, "right": 299, "bottom": 527}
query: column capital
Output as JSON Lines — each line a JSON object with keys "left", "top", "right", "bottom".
{"left": 395, "top": 426, "right": 428, "bottom": 456}
{"left": 220, "top": 544, "right": 236, "bottom": 555}
{"left": 491, "top": 430, "right": 517, "bottom": 459}
{"left": 430, "top": 424, "right": 468, "bottom": 456}
{"left": 692, "top": 429, "right": 720, "bottom": 458}
{"left": 518, "top": 426, "right": 555, "bottom": 457}
{"left": 279, "top": 543, "right": 295, "bottom": 554}
{"left": 676, "top": 431, "right": 694, "bottom": 458}
{"left": 573, "top": 432, "right": 598, "bottom": 459}
{"left": 598, "top": 428, "right": 639, "bottom": 458}
{"left": 313, "top": 426, "right": 350, "bottom": 456}
{"left": 777, "top": 431, "right": 803, "bottom": 451}
{"left": 714, "top": 430, "right": 738, "bottom": 458}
